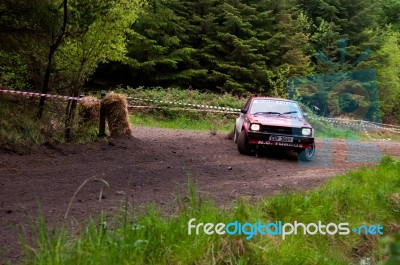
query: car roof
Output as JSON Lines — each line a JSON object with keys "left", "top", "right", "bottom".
{"left": 250, "top": 96, "right": 297, "bottom": 103}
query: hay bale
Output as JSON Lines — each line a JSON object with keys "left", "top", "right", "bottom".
{"left": 78, "top": 96, "right": 100, "bottom": 125}
{"left": 102, "top": 93, "right": 132, "bottom": 137}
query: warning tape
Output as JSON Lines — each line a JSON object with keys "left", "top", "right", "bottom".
{"left": 309, "top": 115, "right": 400, "bottom": 138}
{"left": 128, "top": 105, "right": 238, "bottom": 114}
{"left": 0, "top": 89, "right": 239, "bottom": 114}
{"left": 0, "top": 88, "right": 100, "bottom": 103}
{"left": 127, "top": 97, "right": 241, "bottom": 112}
{"left": 1, "top": 88, "right": 399, "bottom": 134}
{"left": 128, "top": 99, "right": 400, "bottom": 128}
{"left": 128, "top": 97, "right": 400, "bottom": 134}
{"left": 317, "top": 116, "right": 400, "bottom": 133}
{"left": 311, "top": 116, "right": 367, "bottom": 129}
{"left": 357, "top": 119, "right": 400, "bottom": 129}
{"left": 361, "top": 122, "right": 392, "bottom": 142}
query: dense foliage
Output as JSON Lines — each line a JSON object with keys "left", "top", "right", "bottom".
{"left": 0, "top": 0, "right": 399, "bottom": 122}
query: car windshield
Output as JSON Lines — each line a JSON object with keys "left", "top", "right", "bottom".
{"left": 249, "top": 99, "right": 303, "bottom": 118}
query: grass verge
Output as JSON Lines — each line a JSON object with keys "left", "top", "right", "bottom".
{"left": 0, "top": 94, "right": 100, "bottom": 151}
{"left": 21, "top": 157, "right": 400, "bottom": 265}
{"left": 120, "top": 86, "right": 246, "bottom": 109}
{"left": 130, "top": 109, "right": 235, "bottom": 132}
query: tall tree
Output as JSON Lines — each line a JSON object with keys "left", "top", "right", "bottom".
{"left": 118, "top": 0, "right": 314, "bottom": 96}
{"left": 264, "top": 1, "right": 313, "bottom": 97}
{"left": 0, "top": 0, "right": 143, "bottom": 138}
{"left": 380, "top": 0, "right": 400, "bottom": 29}
{"left": 0, "top": 0, "right": 65, "bottom": 90}
{"left": 56, "top": 0, "right": 141, "bottom": 138}
{"left": 38, "top": 0, "right": 68, "bottom": 118}
{"left": 298, "top": 0, "right": 382, "bottom": 70}
{"left": 124, "top": 0, "right": 198, "bottom": 88}
{"left": 358, "top": 30, "right": 400, "bottom": 123}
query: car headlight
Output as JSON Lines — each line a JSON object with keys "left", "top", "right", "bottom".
{"left": 250, "top": 124, "right": 261, "bottom": 131}
{"left": 302, "top": 128, "right": 312, "bottom": 136}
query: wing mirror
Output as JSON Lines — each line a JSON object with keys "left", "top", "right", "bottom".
{"left": 240, "top": 109, "right": 248, "bottom": 114}
{"left": 303, "top": 112, "right": 308, "bottom": 118}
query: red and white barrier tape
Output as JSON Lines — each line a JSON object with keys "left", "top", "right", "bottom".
{"left": 0, "top": 88, "right": 100, "bottom": 103}
{"left": 2, "top": 88, "right": 400, "bottom": 131}
{"left": 310, "top": 115, "right": 400, "bottom": 134}
{"left": 128, "top": 105, "right": 238, "bottom": 114}
{"left": 0, "top": 89, "right": 238, "bottom": 114}
{"left": 361, "top": 122, "right": 392, "bottom": 142}
{"left": 127, "top": 97, "right": 241, "bottom": 112}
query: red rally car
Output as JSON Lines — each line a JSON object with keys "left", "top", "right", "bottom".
{"left": 233, "top": 97, "right": 315, "bottom": 161}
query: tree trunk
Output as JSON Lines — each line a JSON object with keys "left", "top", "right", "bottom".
{"left": 37, "top": 0, "right": 68, "bottom": 118}
{"left": 64, "top": 86, "right": 80, "bottom": 140}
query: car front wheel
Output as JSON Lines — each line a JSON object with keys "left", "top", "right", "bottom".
{"left": 298, "top": 143, "right": 316, "bottom": 162}
{"left": 237, "top": 130, "right": 254, "bottom": 155}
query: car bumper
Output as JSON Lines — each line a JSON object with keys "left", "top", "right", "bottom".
{"left": 247, "top": 131, "right": 314, "bottom": 149}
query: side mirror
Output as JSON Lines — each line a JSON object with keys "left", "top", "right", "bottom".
{"left": 303, "top": 112, "right": 308, "bottom": 118}
{"left": 240, "top": 109, "right": 248, "bottom": 114}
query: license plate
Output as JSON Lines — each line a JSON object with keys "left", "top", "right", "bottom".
{"left": 269, "top": 135, "right": 293, "bottom": 142}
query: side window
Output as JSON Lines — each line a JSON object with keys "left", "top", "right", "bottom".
{"left": 243, "top": 99, "right": 252, "bottom": 111}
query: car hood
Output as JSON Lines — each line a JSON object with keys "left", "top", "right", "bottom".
{"left": 247, "top": 115, "right": 311, "bottom": 128}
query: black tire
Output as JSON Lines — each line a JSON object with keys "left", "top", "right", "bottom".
{"left": 233, "top": 126, "right": 238, "bottom": 143}
{"left": 298, "top": 143, "right": 316, "bottom": 162}
{"left": 237, "top": 130, "right": 253, "bottom": 155}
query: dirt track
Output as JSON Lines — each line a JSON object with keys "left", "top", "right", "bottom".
{"left": 1, "top": 127, "right": 399, "bottom": 263}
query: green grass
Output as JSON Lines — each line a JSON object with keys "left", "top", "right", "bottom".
{"left": 126, "top": 87, "right": 242, "bottom": 132}
{"left": 308, "top": 117, "right": 360, "bottom": 140}
{"left": 21, "top": 157, "right": 400, "bottom": 265}
{"left": 120, "top": 86, "right": 246, "bottom": 109}
{"left": 0, "top": 95, "right": 100, "bottom": 149}
{"left": 0, "top": 95, "right": 65, "bottom": 148}
{"left": 130, "top": 110, "right": 234, "bottom": 132}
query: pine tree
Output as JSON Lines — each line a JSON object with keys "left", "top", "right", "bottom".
{"left": 122, "top": 0, "right": 198, "bottom": 88}
{"left": 298, "top": 0, "right": 382, "bottom": 69}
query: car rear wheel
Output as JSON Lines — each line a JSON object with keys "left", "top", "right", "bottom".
{"left": 298, "top": 143, "right": 316, "bottom": 162}
{"left": 237, "top": 130, "right": 254, "bottom": 155}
